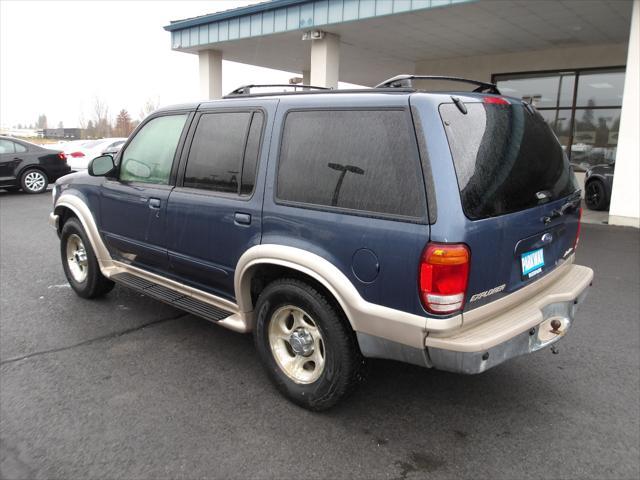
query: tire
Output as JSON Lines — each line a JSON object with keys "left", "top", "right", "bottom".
{"left": 20, "top": 168, "right": 48, "bottom": 194}
{"left": 585, "top": 180, "right": 608, "bottom": 211}
{"left": 254, "top": 278, "right": 365, "bottom": 411}
{"left": 60, "top": 217, "right": 115, "bottom": 298}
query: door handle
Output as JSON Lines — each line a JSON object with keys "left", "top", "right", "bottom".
{"left": 234, "top": 212, "right": 251, "bottom": 225}
{"left": 148, "top": 198, "right": 161, "bottom": 209}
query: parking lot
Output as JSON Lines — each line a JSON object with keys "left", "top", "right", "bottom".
{"left": 0, "top": 190, "right": 638, "bottom": 480}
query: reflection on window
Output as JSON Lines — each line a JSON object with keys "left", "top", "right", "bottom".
{"left": 571, "top": 109, "right": 620, "bottom": 169}
{"left": 494, "top": 68, "right": 624, "bottom": 172}
{"left": 277, "top": 110, "right": 425, "bottom": 218}
{"left": 496, "top": 73, "right": 575, "bottom": 108}
{"left": 537, "top": 109, "right": 572, "bottom": 150}
{"left": 576, "top": 71, "right": 625, "bottom": 107}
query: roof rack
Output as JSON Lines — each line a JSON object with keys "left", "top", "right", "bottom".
{"left": 226, "top": 83, "right": 331, "bottom": 97}
{"left": 375, "top": 75, "right": 500, "bottom": 94}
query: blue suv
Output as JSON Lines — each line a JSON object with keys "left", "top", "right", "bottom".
{"left": 50, "top": 76, "right": 594, "bottom": 410}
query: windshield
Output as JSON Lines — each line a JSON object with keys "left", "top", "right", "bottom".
{"left": 440, "top": 101, "right": 578, "bottom": 219}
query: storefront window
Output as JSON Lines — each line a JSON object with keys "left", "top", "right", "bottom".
{"left": 576, "top": 71, "right": 625, "bottom": 107}
{"left": 495, "top": 67, "right": 625, "bottom": 172}
{"left": 572, "top": 108, "right": 620, "bottom": 169}
{"left": 497, "top": 73, "right": 575, "bottom": 108}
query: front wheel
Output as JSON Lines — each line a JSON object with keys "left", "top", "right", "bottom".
{"left": 60, "top": 217, "right": 114, "bottom": 298}
{"left": 254, "top": 278, "right": 365, "bottom": 411}
{"left": 20, "top": 169, "right": 48, "bottom": 194}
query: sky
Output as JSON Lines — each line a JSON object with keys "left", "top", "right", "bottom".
{"left": 0, "top": 0, "right": 302, "bottom": 129}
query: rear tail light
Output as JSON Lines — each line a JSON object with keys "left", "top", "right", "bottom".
{"left": 574, "top": 207, "right": 582, "bottom": 250}
{"left": 57, "top": 152, "right": 66, "bottom": 160}
{"left": 69, "top": 151, "right": 84, "bottom": 158}
{"left": 483, "top": 96, "right": 510, "bottom": 105}
{"left": 419, "top": 243, "right": 470, "bottom": 314}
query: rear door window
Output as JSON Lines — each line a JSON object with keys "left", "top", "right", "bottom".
{"left": 276, "top": 110, "right": 425, "bottom": 219}
{"left": 183, "top": 111, "right": 263, "bottom": 196}
{"left": 440, "top": 101, "right": 578, "bottom": 219}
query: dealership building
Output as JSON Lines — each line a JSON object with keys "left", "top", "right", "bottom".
{"left": 165, "top": 0, "right": 639, "bottom": 227}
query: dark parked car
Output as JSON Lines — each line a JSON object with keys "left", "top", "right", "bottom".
{"left": 584, "top": 163, "right": 614, "bottom": 211}
{"left": 49, "top": 76, "right": 594, "bottom": 410}
{"left": 0, "top": 136, "right": 71, "bottom": 193}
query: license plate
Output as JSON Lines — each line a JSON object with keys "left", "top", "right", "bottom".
{"left": 521, "top": 248, "right": 545, "bottom": 279}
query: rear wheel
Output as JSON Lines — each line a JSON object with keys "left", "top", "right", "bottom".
{"left": 60, "top": 217, "right": 114, "bottom": 298}
{"left": 20, "top": 169, "right": 48, "bottom": 194}
{"left": 254, "top": 278, "right": 364, "bottom": 410}
{"left": 585, "top": 180, "right": 607, "bottom": 210}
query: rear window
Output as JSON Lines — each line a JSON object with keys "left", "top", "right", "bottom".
{"left": 440, "top": 101, "right": 578, "bottom": 219}
{"left": 277, "top": 110, "right": 425, "bottom": 219}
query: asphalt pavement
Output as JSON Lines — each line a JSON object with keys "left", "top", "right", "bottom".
{"left": 1, "top": 190, "right": 638, "bottom": 480}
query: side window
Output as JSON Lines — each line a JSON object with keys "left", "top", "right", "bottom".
{"left": 0, "top": 139, "right": 15, "bottom": 154}
{"left": 183, "top": 111, "right": 262, "bottom": 195}
{"left": 277, "top": 110, "right": 425, "bottom": 218}
{"left": 120, "top": 114, "right": 188, "bottom": 184}
{"left": 14, "top": 143, "right": 27, "bottom": 153}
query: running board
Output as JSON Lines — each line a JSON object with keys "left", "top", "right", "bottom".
{"left": 111, "top": 272, "right": 233, "bottom": 323}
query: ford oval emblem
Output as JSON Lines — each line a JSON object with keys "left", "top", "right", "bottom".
{"left": 541, "top": 233, "right": 553, "bottom": 243}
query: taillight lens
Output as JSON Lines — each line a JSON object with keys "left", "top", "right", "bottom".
{"left": 69, "top": 151, "right": 84, "bottom": 158}
{"left": 483, "top": 96, "right": 510, "bottom": 105}
{"left": 57, "top": 152, "right": 66, "bottom": 160}
{"left": 574, "top": 207, "right": 582, "bottom": 250}
{"left": 419, "top": 243, "right": 470, "bottom": 314}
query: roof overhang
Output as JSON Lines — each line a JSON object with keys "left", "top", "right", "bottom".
{"left": 165, "top": 0, "right": 632, "bottom": 86}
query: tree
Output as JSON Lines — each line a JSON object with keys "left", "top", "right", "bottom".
{"left": 37, "top": 114, "right": 48, "bottom": 129}
{"left": 114, "top": 109, "right": 133, "bottom": 137}
{"left": 58, "top": 121, "right": 64, "bottom": 129}
{"left": 93, "top": 96, "right": 111, "bottom": 138}
{"left": 139, "top": 97, "right": 159, "bottom": 120}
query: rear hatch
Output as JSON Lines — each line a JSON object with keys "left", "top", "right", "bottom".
{"left": 439, "top": 96, "right": 581, "bottom": 311}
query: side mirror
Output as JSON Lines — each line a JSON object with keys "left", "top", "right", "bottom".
{"left": 88, "top": 155, "right": 115, "bottom": 177}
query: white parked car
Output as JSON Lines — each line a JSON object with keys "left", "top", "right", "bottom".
{"left": 63, "top": 138, "right": 127, "bottom": 172}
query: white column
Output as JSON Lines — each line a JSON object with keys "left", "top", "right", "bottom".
{"left": 199, "top": 49, "right": 222, "bottom": 100}
{"left": 609, "top": 0, "right": 640, "bottom": 227}
{"left": 310, "top": 33, "right": 339, "bottom": 88}
{"left": 302, "top": 70, "right": 310, "bottom": 85}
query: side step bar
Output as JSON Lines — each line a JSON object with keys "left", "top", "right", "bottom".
{"left": 111, "top": 272, "right": 233, "bottom": 323}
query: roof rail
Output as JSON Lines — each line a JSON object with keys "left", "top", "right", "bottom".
{"left": 375, "top": 75, "right": 500, "bottom": 94}
{"left": 225, "top": 83, "right": 331, "bottom": 97}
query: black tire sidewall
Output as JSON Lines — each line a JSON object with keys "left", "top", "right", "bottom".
{"left": 586, "top": 180, "right": 607, "bottom": 210}
{"left": 60, "top": 218, "right": 101, "bottom": 298}
{"left": 20, "top": 169, "right": 48, "bottom": 194}
{"left": 254, "top": 279, "right": 358, "bottom": 410}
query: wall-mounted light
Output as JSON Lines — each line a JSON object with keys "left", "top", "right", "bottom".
{"left": 302, "top": 30, "right": 325, "bottom": 41}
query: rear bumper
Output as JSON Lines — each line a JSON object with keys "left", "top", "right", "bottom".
{"left": 425, "top": 264, "right": 594, "bottom": 374}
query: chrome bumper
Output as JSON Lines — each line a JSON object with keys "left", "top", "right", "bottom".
{"left": 48, "top": 212, "right": 59, "bottom": 231}
{"left": 426, "top": 264, "right": 593, "bottom": 374}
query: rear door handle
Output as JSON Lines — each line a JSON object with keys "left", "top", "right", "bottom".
{"left": 149, "top": 198, "right": 161, "bottom": 209}
{"left": 234, "top": 212, "right": 251, "bottom": 225}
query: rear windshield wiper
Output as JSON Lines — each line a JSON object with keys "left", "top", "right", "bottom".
{"left": 542, "top": 191, "right": 581, "bottom": 224}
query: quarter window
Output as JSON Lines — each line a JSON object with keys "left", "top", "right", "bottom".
{"left": 0, "top": 139, "right": 15, "bottom": 154}
{"left": 277, "top": 110, "right": 425, "bottom": 218}
{"left": 120, "top": 114, "right": 188, "bottom": 184}
{"left": 14, "top": 143, "right": 27, "bottom": 153}
{"left": 183, "top": 111, "right": 263, "bottom": 195}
